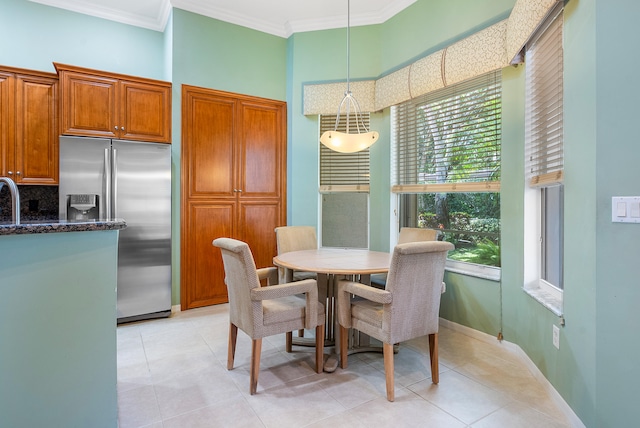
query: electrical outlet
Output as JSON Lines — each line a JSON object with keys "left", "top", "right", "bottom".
{"left": 552, "top": 325, "right": 560, "bottom": 349}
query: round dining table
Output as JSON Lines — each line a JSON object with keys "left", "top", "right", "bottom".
{"left": 273, "top": 247, "right": 391, "bottom": 277}
{"left": 273, "top": 247, "right": 392, "bottom": 372}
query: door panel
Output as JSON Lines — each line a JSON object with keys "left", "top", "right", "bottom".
{"left": 58, "top": 136, "right": 111, "bottom": 220}
{"left": 185, "top": 93, "right": 235, "bottom": 198}
{"left": 238, "top": 201, "right": 280, "bottom": 270}
{"left": 240, "top": 102, "right": 282, "bottom": 197}
{"left": 183, "top": 201, "right": 234, "bottom": 308}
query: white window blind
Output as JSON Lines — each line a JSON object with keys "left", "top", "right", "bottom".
{"left": 392, "top": 71, "right": 501, "bottom": 194}
{"left": 319, "top": 114, "right": 370, "bottom": 193}
{"left": 525, "top": 10, "right": 564, "bottom": 188}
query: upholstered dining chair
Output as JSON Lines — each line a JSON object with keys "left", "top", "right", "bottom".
{"left": 212, "top": 237, "right": 325, "bottom": 395}
{"left": 275, "top": 226, "right": 322, "bottom": 342}
{"left": 274, "top": 225, "right": 318, "bottom": 283}
{"left": 398, "top": 227, "right": 439, "bottom": 244}
{"left": 337, "top": 240, "right": 454, "bottom": 401}
{"left": 370, "top": 227, "right": 440, "bottom": 288}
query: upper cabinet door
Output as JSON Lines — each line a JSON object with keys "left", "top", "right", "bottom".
{"left": 120, "top": 79, "right": 171, "bottom": 143}
{"left": 0, "top": 71, "right": 15, "bottom": 178}
{"left": 55, "top": 63, "right": 172, "bottom": 143}
{"left": 59, "top": 69, "right": 118, "bottom": 139}
{"left": 14, "top": 73, "right": 59, "bottom": 184}
{"left": 0, "top": 66, "right": 58, "bottom": 185}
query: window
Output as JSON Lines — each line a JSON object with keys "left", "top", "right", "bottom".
{"left": 319, "top": 114, "right": 370, "bottom": 247}
{"left": 523, "top": 8, "right": 564, "bottom": 314}
{"left": 319, "top": 114, "right": 370, "bottom": 192}
{"left": 392, "top": 71, "right": 501, "bottom": 277}
{"left": 542, "top": 185, "right": 563, "bottom": 288}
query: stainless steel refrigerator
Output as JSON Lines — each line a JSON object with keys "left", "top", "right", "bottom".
{"left": 59, "top": 136, "right": 172, "bottom": 323}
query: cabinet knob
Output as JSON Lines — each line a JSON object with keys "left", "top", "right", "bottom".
{"left": 16, "top": 171, "right": 21, "bottom": 175}
{"left": 7, "top": 171, "right": 13, "bottom": 175}
{"left": 114, "top": 126, "right": 118, "bottom": 130}
{"left": 121, "top": 127, "right": 125, "bottom": 131}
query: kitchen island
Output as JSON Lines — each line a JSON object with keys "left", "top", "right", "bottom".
{"left": 0, "top": 219, "right": 126, "bottom": 428}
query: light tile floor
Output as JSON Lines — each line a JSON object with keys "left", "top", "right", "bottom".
{"left": 117, "top": 305, "right": 573, "bottom": 428}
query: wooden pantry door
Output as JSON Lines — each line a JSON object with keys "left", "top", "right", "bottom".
{"left": 181, "top": 85, "right": 286, "bottom": 310}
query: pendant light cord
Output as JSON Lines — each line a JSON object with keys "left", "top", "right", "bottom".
{"left": 346, "top": 0, "right": 351, "bottom": 94}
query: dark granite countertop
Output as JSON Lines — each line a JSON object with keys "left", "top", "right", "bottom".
{"left": 0, "top": 219, "right": 127, "bottom": 236}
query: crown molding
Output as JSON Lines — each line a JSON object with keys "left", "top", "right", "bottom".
{"left": 29, "top": 0, "right": 415, "bottom": 37}
{"left": 29, "top": 0, "right": 172, "bottom": 32}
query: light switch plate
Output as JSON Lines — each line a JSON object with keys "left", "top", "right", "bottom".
{"left": 612, "top": 197, "right": 640, "bottom": 223}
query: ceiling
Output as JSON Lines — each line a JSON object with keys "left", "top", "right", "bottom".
{"left": 29, "top": 0, "right": 417, "bottom": 37}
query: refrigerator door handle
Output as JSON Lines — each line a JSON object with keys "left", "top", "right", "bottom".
{"left": 112, "top": 147, "right": 118, "bottom": 219}
{"left": 105, "top": 148, "right": 112, "bottom": 220}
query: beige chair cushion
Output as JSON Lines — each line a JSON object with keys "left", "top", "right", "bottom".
{"left": 263, "top": 297, "right": 325, "bottom": 326}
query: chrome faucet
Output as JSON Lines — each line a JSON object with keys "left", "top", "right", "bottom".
{"left": 0, "top": 176, "right": 20, "bottom": 225}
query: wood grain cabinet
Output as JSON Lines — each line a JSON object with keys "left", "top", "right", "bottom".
{"left": 0, "top": 66, "right": 58, "bottom": 185}
{"left": 54, "top": 63, "right": 171, "bottom": 143}
{"left": 181, "top": 85, "right": 287, "bottom": 309}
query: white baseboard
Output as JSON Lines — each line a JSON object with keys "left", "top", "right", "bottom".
{"left": 438, "top": 318, "right": 585, "bottom": 428}
{"left": 171, "top": 305, "right": 181, "bottom": 315}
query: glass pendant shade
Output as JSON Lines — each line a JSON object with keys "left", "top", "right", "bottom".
{"left": 320, "top": 130, "right": 379, "bottom": 153}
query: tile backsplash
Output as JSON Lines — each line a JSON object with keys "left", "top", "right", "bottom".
{"left": 0, "top": 185, "right": 58, "bottom": 222}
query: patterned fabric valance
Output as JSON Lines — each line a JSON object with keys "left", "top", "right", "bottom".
{"left": 303, "top": 0, "right": 564, "bottom": 114}
{"left": 506, "top": 0, "right": 562, "bottom": 64}
{"left": 303, "top": 80, "right": 375, "bottom": 116}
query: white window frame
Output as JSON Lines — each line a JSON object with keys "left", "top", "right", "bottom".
{"left": 522, "top": 8, "right": 564, "bottom": 315}
{"left": 391, "top": 71, "right": 502, "bottom": 280}
{"left": 524, "top": 186, "right": 563, "bottom": 315}
{"left": 318, "top": 113, "right": 371, "bottom": 248}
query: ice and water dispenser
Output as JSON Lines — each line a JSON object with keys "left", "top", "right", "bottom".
{"left": 66, "top": 194, "right": 99, "bottom": 220}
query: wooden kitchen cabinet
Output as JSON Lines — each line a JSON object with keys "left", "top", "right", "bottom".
{"left": 54, "top": 63, "right": 171, "bottom": 143}
{"left": 0, "top": 66, "right": 58, "bottom": 185}
{"left": 181, "top": 85, "right": 287, "bottom": 309}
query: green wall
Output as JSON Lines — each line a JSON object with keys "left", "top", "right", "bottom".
{"left": 171, "top": 8, "right": 286, "bottom": 100}
{"left": 378, "top": 0, "right": 513, "bottom": 73}
{"left": 4, "top": 0, "right": 640, "bottom": 425}
{"left": 594, "top": 1, "right": 640, "bottom": 426}
{"left": 0, "top": 231, "right": 119, "bottom": 427}
{"left": 0, "top": 0, "right": 165, "bottom": 78}
{"left": 440, "top": 273, "right": 501, "bottom": 334}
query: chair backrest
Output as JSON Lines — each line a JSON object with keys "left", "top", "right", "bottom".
{"left": 397, "top": 227, "right": 438, "bottom": 244}
{"left": 275, "top": 226, "right": 317, "bottom": 254}
{"left": 212, "top": 237, "right": 261, "bottom": 332}
{"left": 384, "top": 241, "right": 454, "bottom": 343}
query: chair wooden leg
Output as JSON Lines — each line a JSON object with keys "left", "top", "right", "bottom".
{"left": 315, "top": 325, "right": 325, "bottom": 373}
{"left": 339, "top": 325, "right": 349, "bottom": 369}
{"left": 227, "top": 323, "right": 238, "bottom": 370}
{"left": 429, "top": 333, "right": 439, "bottom": 384}
{"left": 383, "top": 342, "right": 395, "bottom": 402}
{"left": 286, "top": 331, "right": 293, "bottom": 353}
{"left": 250, "top": 338, "right": 262, "bottom": 395}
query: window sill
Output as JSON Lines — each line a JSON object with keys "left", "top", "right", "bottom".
{"left": 523, "top": 280, "right": 563, "bottom": 316}
{"left": 445, "top": 259, "right": 501, "bottom": 281}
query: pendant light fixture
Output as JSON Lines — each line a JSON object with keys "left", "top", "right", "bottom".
{"left": 319, "top": 0, "right": 379, "bottom": 153}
